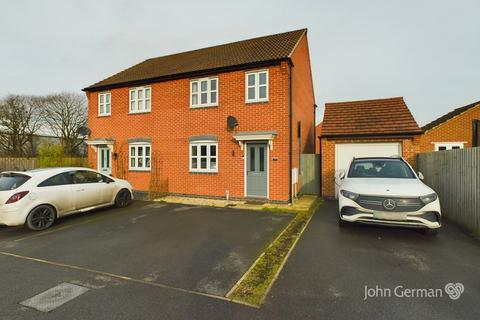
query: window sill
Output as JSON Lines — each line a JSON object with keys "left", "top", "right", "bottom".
{"left": 128, "top": 169, "right": 151, "bottom": 172}
{"left": 189, "top": 171, "right": 218, "bottom": 175}
{"left": 128, "top": 111, "right": 151, "bottom": 115}
{"left": 245, "top": 100, "right": 269, "bottom": 105}
{"left": 97, "top": 114, "right": 111, "bottom": 118}
{"left": 190, "top": 105, "right": 218, "bottom": 110}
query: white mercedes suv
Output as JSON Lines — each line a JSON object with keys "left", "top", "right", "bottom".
{"left": 338, "top": 157, "right": 441, "bottom": 235}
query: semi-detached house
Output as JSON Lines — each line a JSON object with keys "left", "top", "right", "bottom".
{"left": 82, "top": 29, "right": 315, "bottom": 203}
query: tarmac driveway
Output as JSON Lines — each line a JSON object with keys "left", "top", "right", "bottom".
{"left": 0, "top": 201, "right": 292, "bottom": 297}
{"left": 263, "top": 201, "right": 480, "bottom": 320}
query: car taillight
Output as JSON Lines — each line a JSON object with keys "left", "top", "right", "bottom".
{"left": 6, "top": 191, "right": 29, "bottom": 204}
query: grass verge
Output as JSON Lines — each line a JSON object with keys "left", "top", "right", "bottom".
{"left": 227, "top": 198, "right": 321, "bottom": 306}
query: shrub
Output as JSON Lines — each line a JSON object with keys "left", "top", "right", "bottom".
{"left": 37, "top": 143, "right": 90, "bottom": 168}
{"left": 38, "top": 143, "right": 65, "bottom": 168}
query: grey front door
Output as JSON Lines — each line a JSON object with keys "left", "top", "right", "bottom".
{"left": 98, "top": 147, "right": 111, "bottom": 175}
{"left": 246, "top": 143, "right": 268, "bottom": 198}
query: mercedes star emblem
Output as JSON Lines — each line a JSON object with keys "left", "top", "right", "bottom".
{"left": 383, "top": 198, "right": 396, "bottom": 210}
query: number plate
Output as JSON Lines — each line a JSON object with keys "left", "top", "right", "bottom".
{"left": 373, "top": 211, "right": 407, "bottom": 221}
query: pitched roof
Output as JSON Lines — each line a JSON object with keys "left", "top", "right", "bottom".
{"left": 321, "top": 97, "right": 422, "bottom": 137}
{"left": 422, "top": 100, "right": 480, "bottom": 131}
{"left": 83, "top": 29, "right": 306, "bottom": 91}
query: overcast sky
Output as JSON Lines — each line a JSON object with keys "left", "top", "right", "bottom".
{"left": 0, "top": 0, "right": 478, "bottom": 125}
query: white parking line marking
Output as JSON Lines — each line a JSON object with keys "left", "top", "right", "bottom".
{"left": 20, "top": 282, "right": 89, "bottom": 312}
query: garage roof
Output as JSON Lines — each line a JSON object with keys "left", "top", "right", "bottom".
{"left": 83, "top": 29, "right": 306, "bottom": 92}
{"left": 321, "top": 97, "right": 422, "bottom": 137}
{"left": 422, "top": 100, "right": 480, "bottom": 132}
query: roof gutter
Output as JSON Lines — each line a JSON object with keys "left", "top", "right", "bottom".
{"left": 82, "top": 59, "right": 287, "bottom": 92}
{"left": 320, "top": 131, "right": 423, "bottom": 139}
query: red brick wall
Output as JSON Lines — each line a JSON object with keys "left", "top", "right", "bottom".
{"left": 291, "top": 33, "right": 315, "bottom": 195}
{"left": 419, "top": 104, "right": 480, "bottom": 152}
{"left": 87, "top": 62, "right": 293, "bottom": 201}
{"left": 315, "top": 124, "right": 322, "bottom": 154}
{"left": 320, "top": 137, "right": 419, "bottom": 197}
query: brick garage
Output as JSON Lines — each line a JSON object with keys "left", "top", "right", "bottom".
{"left": 83, "top": 29, "right": 315, "bottom": 203}
{"left": 319, "top": 97, "right": 422, "bottom": 198}
{"left": 419, "top": 101, "right": 480, "bottom": 152}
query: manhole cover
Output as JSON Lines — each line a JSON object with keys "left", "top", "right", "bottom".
{"left": 20, "top": 282, "right": 89, "bottom": 312}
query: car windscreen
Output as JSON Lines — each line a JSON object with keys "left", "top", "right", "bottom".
{"left": 348, "top": 159, "right": 416, "bottom": 179}
{"left": 0, "top": 173, "right": 31, "bottom": 190}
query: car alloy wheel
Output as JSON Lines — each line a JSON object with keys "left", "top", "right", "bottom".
{"left": 115, "top": 189, "right": 131, "bottom": 208}
{"left": 26, "top": 205, "right": 56, "bottom": 231}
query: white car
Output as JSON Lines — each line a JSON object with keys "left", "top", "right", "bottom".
{"left": 0, "top": 167, "right": 133, "bottom": 231}
{"left": 338, "top": 157, "right": 441, "bottom": 235}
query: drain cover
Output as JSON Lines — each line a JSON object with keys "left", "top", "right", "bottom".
{"left": 20, "top": 282, "right": 89, "bottom": 312}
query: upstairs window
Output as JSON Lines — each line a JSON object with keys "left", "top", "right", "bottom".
{"left": 245, "top": 70, "right": 268, "bottom": 103}
{"left": 129, "top": 144, "right": 151, "bottom": 171}
{"left": 129, "top": 87, "right": 151, "bottom": 113}
{"left": 98, "top": 92, "right": 111, "bottom": 116}
{"left": 190, "top": 77, "right": 218, "bottom": 108}
{"left": 190, "top": 142, "right": 217, "bottom": 173}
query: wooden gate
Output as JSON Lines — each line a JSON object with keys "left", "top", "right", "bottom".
{"left": 300, "top": 154, "right": 320, "bottom": 195}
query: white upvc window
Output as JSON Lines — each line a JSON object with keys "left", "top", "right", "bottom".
{"left": 129, "top": 144, "right": 151, "bottom": 171}
{"left": 129, "top": 87, "right": 151, "bottom": 113}
{"left": 434, "top": 142, "right": 465, "bottom": 151}
{"left": 98, "top": 92, "right": 111, "bottom": 116}
{"left": 190, "top": 77, "right": 218, "bottom": 108}
{"left": 189, "top": 142, "right": 218, "bottom": 173}
{"left": 245, "top": 70, "right": 268, "bottom": 103}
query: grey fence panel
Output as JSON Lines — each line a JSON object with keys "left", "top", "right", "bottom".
{"left": 300, "top": 154, "right": 320, "bottom": 195}
{"left": 417, "top": 148, "right": 480, "bottom": 237}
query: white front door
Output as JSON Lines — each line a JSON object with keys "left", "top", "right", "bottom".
{"left": 98, "top": 147, "right": 112, "bottom": 175}
{"left": 334, "top": 142, "right": 402, "bottom": 197}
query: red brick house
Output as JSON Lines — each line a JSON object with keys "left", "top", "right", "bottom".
{"left": 319, "top": 97, "right": 422, "bottom": 198}
{"left": 82, "top": 29, "right": 315, "bottom": 203}
{"left": 419, "top": 101, "right": 480, "bottom": 152}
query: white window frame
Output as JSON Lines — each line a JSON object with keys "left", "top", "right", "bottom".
{"left": 190, "top": 77, "right": 218, "bottom": 108}
{"left": 129, "top": 86, "right": 151, "bottom": 114}
{"left": 129, "top": 143, "right": 151, "bottom": 171}
{"left": 189, "top": 141, "right": 218, "bottom": 173}
{"left": 245, "top": 70, "right": 269, "bottom": 103}
{"left": 98, "top": 92, "right": 111, "bottom": 116}
{"left": 433, "top": 142, "right": 465, "bottom": 151}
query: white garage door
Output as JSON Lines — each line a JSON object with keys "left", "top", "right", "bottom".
{"left": 334, "top": 142, "right": 402, "bottom": 196}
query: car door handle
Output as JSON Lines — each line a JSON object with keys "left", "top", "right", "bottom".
{"left": 76, "top": 188, "right": 85, "bottom": 192}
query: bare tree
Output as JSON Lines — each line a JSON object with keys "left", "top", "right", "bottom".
{"left": 39, "top": 92, "right": 88, "bottom": 156}
{"left": 0, "top": 95, "right": 43, "bottom": 157}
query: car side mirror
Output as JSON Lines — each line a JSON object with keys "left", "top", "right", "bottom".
{"left": 418, "top": 172, "right": 424, "bottom": 180}
{"left": 339, "top": 171, "right": 346, "bottom": 180}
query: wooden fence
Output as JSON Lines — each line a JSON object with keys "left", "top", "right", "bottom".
{"left": 417, "top": 148, "right": 480, "bottom": 237}
{"left": 300, "top": 154, "right": 320, "bottom": 195}
{"left": 0, "top": 157, "right": 89, "bottom": 172}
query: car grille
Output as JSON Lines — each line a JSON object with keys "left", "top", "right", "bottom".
{"left": 356, "top": 195, "right": 425, "bottom": 212}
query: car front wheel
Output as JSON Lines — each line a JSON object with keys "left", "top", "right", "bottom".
{"left": 115, "top": 189, "right": 132, "bottom": 208}
{"left": 26, "top": 205, "right": 56, "bottom": 231}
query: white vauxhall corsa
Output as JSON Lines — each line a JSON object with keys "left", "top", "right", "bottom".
{"left": 338, "top": 157, "right": 441, "bottom": 235}
{"left": 0, "top": 167, "right": 133, "bottom": 231}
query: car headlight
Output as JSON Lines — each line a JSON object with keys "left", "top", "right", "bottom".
{"left": 420, "top": 193, "right": 438, "bottom": 205}
{"left": 340, "top": 190, "right": 359, "bottom": 201}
